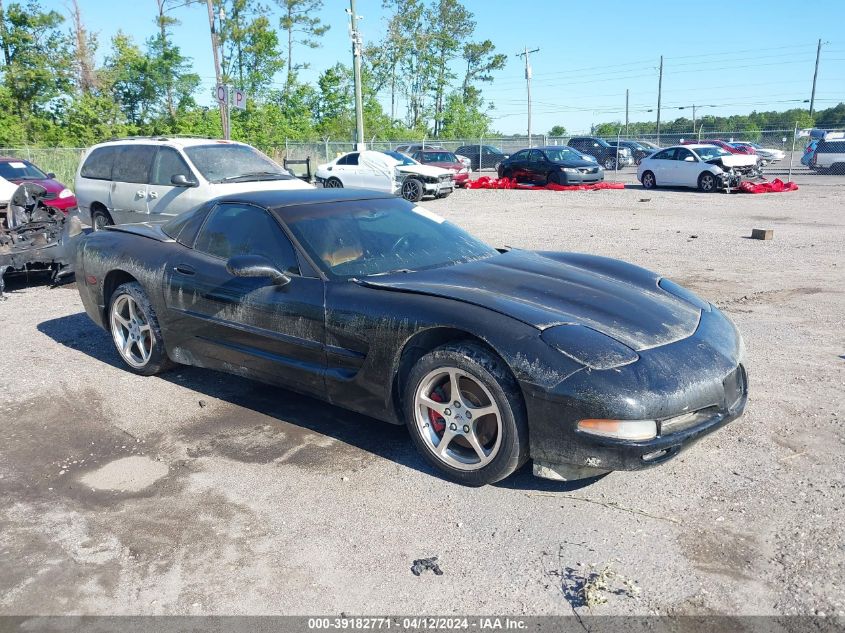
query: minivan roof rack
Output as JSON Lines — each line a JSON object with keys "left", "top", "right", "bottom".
{"left": 104, "top": 135, "right": 223, "bottom": 142}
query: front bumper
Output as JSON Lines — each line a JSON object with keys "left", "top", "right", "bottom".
{"left": 423, "top": 179, "right": 455, "bottom": 196}
{"left": 560, "top": 170, "right": 604, "bottom": 185}
{"left": 523, "top": 306, "right": 748, "bottom": 477}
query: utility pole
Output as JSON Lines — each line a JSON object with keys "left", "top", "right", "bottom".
{"left": 205, "top": 0, "right": 228, "bottom": 138}
{"left": 517, "top": 47, "right": 540, "bottom": 147}
{"left": 656, "top": 55, "right": 663, "bottom": 145}
{"left": 809, "top": 38, "right": 822, "bottom": 117}
{"left": 692, "top": 104, "right": 696, "bottom": 135}
{"left": 347, "top": 0, "right": 365, "bottom": 150}
{"left": 625, "top": 89, "right": 629, "bottom": 136}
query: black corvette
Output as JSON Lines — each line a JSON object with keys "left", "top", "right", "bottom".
{"left": 76, "top": 189, "right": 747, "bottom": 485}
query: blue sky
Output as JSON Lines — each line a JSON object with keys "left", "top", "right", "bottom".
{"left": 49, "top": 0, "right": 845, "bottom": 135}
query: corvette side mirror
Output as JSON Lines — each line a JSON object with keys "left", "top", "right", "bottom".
{"left": 226, "top": 254, "right": 291, "bottom": 286}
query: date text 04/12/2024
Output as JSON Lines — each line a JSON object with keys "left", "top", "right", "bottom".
{"left": 307, "top": 617, "right": 528, "bottom": 630}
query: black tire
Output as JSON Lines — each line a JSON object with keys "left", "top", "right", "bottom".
{"left": 404, "top": 342, "right": 529, "bottom": 486}
{"left": 499, "top": 167, "right": 512, "bottom": 180}
{"left": 108, "top": 281, "right": 173, "bottom": 376}
{"left": 546, "top": 171, "right": 561, "bottom": 185}
{"left": 641, "top": 171, "right": 656, "bottom": 189}
{"left": 324, "top": 177, "right": 343, "bottom": 188}
{"left": 698, "top": 171, "right": 719, "bottom": 192}
{"left": 603, "top": 156, "right": 617, "bottom": 170}
{"left": 91, "top": 206, "right": 113, "bottom": 231}
{"left": 401, "top": 177, "right": 425, "bottom": 202}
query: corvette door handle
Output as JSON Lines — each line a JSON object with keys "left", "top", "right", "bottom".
{"left": 174, "top": 264, "right": 196, "bottom": 276}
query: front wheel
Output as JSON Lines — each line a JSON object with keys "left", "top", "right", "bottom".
{"left": 404, "top": 342, "right": 529, "bottom": 486}
{"left": 109, "top": 281, "right": 172, "bottom": 376}
{"left": 401, "top": 177, "right": 424, "bottom": 202}
{"left": 698, "top": 171, "right": 719, "bottom": 192}
{"left": 324, "top": 177, "right": 343, "bottom": 188}
{"left": 641, "top": 171, "right": 656, "bottom": 189}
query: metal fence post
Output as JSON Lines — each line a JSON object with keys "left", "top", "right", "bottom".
{"left": 616, "top": 129, "right": 621, "bottom": 173}
{"left": 788, "top": 121, "right": 797, "bottom": 182}
{"left": 478, "top": 136, "right": 483, "bottom": 172}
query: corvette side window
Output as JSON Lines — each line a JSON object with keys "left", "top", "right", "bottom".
{"left": 195, "top": 203, "right": 300, "bottom": 274}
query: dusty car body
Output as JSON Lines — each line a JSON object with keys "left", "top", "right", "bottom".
{"left": 1, "top": 182, "right": 82, "bottom": 295}
{"left": 75, "top": 189, "right": 747, "bottom": 486}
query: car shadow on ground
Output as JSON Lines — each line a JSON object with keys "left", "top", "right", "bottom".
{"left": 38, "top": 311, "right": 597, "bottom": 492}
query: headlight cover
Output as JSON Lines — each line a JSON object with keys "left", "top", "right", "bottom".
{"left": 58, "top": 188, "right": 74, "bottom": 199}
{"left": 541, "top": 324, "right": 639, "bottom": 370}
{"left": 560, "top": 167, "right": 579, "bottom": 173}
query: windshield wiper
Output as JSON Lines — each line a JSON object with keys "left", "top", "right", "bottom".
{"left": 215, "top": 171, "right": 290, "bottom": 183}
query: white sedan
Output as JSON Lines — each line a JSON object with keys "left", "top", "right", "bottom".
{"left": 315, "top": 150, "right": 455, "bottom": 202}
{"left": 637, "top": 144, "right": 760, "bottom": 192}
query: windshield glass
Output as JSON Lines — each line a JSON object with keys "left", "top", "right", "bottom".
{"left": 382, "top": 150, "right": 418, "bottom": 166}
{"left": 543, "top": 148, "right": 584, "bottom": 161}
{"left": 281, "top": 198, "right": 497, "bottom": 279}
{"left": 694, "top": 146, "right": 732, "bottom": 160}
{"left": 0, "top": 160, "right": 48, "bottom": 180}
{"left": 419, "top": 152, "right": 457, "bottom": 163}
{"left": 184, "top": 144, "right": 291, "bottom": 183}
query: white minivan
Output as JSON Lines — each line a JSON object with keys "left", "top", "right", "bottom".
{"left": 74, "top": 137, "right": 313, "bottom": 229}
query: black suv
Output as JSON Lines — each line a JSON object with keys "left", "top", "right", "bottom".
{"left": 455, "top": 145, "right": 509, "bottom": 171}
{"left": 606, "top": 140, "right": 655, "bottom": 165}
{"left": 567, "top": 137, "right": 634, "bottom": 170}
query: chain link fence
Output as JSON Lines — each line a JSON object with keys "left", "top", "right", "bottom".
{"left": 3, "top": 126, "right": 838, "bottom": 189}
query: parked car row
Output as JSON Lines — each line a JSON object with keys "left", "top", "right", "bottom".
{"left": 637, "top": 144, "right": 760, "bottom": 192}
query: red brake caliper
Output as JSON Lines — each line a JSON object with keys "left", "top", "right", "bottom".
{"left": 428, "top": 387, "right": 447, "bottom": 435}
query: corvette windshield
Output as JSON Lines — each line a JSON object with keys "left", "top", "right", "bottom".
{"left": 281, "top": 198, "right": 497, "bottom": 278}
{"left": 184, "top": 144, "right": 292, "bottom": 183}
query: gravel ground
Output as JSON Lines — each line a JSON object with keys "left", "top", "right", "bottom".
{"left": 0, "top": 175, "right": 843, "bottom": 617}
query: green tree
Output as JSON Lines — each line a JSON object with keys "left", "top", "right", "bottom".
{"left": 219, "top": 0, "right": 284, "bottom": 95}
{"left": 548, "top": 125, "right": 567, "bottom": 137}
{"left": 277, "top": 0, "right": 329, "bottom": 85}
{"left": 426, "top": 0, "right": 474, "bottom": 136}
{"left": 461, "top": 39, "right": 505, "bottom": 99}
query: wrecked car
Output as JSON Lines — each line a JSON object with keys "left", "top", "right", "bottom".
{"left": 1, "top": 181, "right": 82, "bottom": 295}
{"left": 638, "top": 144, "right": 761, "bottom": 192}
{"left": 315, "top": 150, "right": 455, "bottom": 202}
{"left": 75, "top": 188, "right": 747, "bottom": 486}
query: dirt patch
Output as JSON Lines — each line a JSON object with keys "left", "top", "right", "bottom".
{"left": 80, "top": 456, "right": 169, "bottom": 492}
{"left": 679, "top": 528, "right": 761, "bottom": 583}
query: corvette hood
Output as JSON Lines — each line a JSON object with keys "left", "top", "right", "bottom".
{"left": 360, "top": 249, "right": 701, "bottom": 351}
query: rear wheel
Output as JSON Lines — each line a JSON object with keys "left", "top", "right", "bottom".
{"left": 401, "top": 177, "right": 424, "bottom": 202}
{"left": 324, "top": 177, "right": 343, "bottom": 188}
{"left": 603, "top": 156, "right": 617, "bottom": 170}
{"left": 698, "top": 171, "right": 719, "bottom": 192}
{"left": 641, "top": 171, "right": 656, "bottom": 189}
{"left": 108, "top": 281, "right": 172, "bottom": 376}
{"left": 91, "top": 206, "right": 113, "bottom": 231}
{"left": 405, "top": 342, "right": 528, "bottom": 486}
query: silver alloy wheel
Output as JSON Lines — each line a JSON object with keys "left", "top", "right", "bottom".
{"left": 110, "top": 294, "right": 153, "bottom": 368}
{"left": 401, "top": 178, "right": 421, "bottom": 201}
{"left": 604, "top": 157, "right": 617, "bottom": 170}
{"left": 642, "top": 172, "right": 655, "bottom": 188}
{"left": 93, "top": 213, "right": 108, "bottom": 230}
{"left": 700, "top": 173, "right": 716, "bottom": 191}
{"left": 414, "top": 367, "right": 503, "bottom": 471}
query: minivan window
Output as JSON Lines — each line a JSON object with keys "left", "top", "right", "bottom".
{"left": 112, "top": 145, "right": 157, "bottom": 184}
{"left": 194, "top": 203, "right": 300, "bottom": 274}
{"left": 151, "top": 147, "right": 194, "bottom": 186}
{"left": 80, "top": 146, "right": 119, "bottom": 180}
